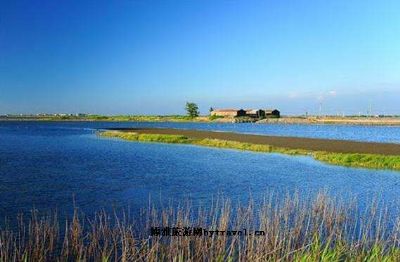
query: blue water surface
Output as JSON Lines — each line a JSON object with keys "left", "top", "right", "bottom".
{"left": 0, "top": 121, "right": 399, "bottom": 222}
{"left": 2, "top": 120, "right": 399, "bottom": 143}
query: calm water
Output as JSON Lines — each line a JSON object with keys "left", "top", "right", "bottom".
{"left": 0, "top": 121, "right": 399, "bottom": 221}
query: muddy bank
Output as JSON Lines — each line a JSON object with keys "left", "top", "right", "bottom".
{"left": 106, "top": 128, "right": 400, "bottom": 156}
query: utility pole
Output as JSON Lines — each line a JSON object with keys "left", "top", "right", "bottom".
{"left": 368, "top": 100, "right": 372, "bottom": 117}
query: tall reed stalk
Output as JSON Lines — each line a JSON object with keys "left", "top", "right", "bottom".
{"left": 0, "top": 193, "right": 399, "bottom": 261}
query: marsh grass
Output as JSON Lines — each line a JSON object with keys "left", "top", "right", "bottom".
{"left": 0, "top": 193, "right": 399, "bottom": 261}
{"left": 99, "top": 131, "right": 400, "bottom": 171}
{"left": 314, "top": 152, "right": 400, "bottom": 171}
{"left": 86, "top": 115, "right": 197, "bottom": 122}
{"left": 100, "top": 131, "right": 192, "bottom": 144}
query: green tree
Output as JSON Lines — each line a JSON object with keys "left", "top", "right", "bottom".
{"left": 185, "top": 102, "right": 199, "bottom": 118}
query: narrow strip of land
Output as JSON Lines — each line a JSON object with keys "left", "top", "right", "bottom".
{"left": 108, "top": 128, "right": 400, "bottom": 156}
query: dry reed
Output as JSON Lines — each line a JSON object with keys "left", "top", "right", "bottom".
{"left": 0, "top": 193, "right": 399, "bottom": 261}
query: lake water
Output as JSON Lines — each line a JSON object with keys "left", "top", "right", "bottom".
{"left": 0, "top": 121, "right": 399, "bottom": 222}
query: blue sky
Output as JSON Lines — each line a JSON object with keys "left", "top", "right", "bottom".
{"left": 1, "top": 0, "right": 399, "bottom": 115}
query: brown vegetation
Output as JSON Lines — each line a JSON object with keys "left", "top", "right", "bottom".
{"left": 0, "top": 193, "right": 399, "bottom": 261}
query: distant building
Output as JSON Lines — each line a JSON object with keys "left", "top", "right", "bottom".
{"left": 265, "top": 109, "right": 280, "bottom": 118}
{"left": 211, "top": 108, "right": 280, "bottom": 118}
{"left": 211, "top": 109, "right": 246, "bottom": 117}
{"left": 245, "top": 109, "right": 265, "bottom": 118}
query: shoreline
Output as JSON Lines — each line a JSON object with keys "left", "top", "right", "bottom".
{"left": 107, "top": 128, "right": 400, "bottom": 156}
{"left": 100, "top": 128, "right": 400, "bottom": 171}
{"left": 1, "top": 116, "right": 400, "bottom": 126}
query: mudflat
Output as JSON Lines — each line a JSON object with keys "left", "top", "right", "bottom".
{"left": 107, "top": 128, "right": 400, "bottom": 156}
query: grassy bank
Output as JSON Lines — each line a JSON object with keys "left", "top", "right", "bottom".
{"left": 0, "top": 115, "right": 208, "bottom": 122}
{"left": 99, "top": 131, "right": 400, "bottom": 171}
{"left": 86, "top": 115, "right": 204, "bottom": 122}
{"left": 3, "top": 115, "right": 400, "bottom": 125}
{"left": 1, "top": 193, "right": 399, "bottom": 261}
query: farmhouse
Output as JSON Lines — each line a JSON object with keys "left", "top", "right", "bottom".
{"left": 211, "top": 109, "right": 246, "bottom": 117}
{"left": 245, "top": 109, "right": 265, "bottom": 118}
{"left": 211, "top": 108, "right": 280, "bottom": 118}
{"left": 265, "top": 109, "right": 280, "bottom": 118}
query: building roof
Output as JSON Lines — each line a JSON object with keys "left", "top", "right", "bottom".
{"left": 212, "top": 109, "right": 240, "bottom": 112}
{"left": 212, "top": 108, "right": 279, "bottom": 113}
{"left": 265, "top": 109, "right": 279, "bottom": 113}
{"left": 245, "top": 109, "right": 259, "bottom": 113}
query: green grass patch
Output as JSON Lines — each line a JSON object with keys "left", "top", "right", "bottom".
{"left": 313, "top": 152, "right": 400, "bottom": 170}
{"left": 99, "top": 131, "right": 192, "bottom": 144}
{"left": 99, "top": 130, "right": 140, "bottom": 140}
{"left": 87, "top": 115, "right": 199, "bottom": 122}
{"left": 137, "top": 133, "right": 192, "bottom": 143}
{"left": 17, "top": 115, "right": 204, "bottom": 122}
{"left": 208, "top": 115, "right": 224, "bottom": 121}
{"left": 99, "top": 131, "right": 400, "bottom": 171}
{"left": 193, "top": 138, "right": 309, "bottom": 155}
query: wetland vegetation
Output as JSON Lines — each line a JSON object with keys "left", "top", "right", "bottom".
{"left": 99, "top": 130, "right": 400, "bottom": 171}
{"left": 1, "top": 193, "right": 399, "bottom": 261}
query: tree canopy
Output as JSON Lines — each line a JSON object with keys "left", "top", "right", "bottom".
{"left": 185, "top": 102, "right": 199, "bottom": 118}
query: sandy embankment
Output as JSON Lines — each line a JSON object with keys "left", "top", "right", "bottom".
{"left": 108, "top": 128, "right": 400, "bottom": 156}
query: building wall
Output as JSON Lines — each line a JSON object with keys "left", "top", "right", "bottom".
{"left": 237, "top": 110, "right": 247, "bottom": 117}
{"left": 245, "top": 109, "right": 265, "bottom": 118}
{"left": 265, "top": 110, "right": 280, "bottom": 117}
{"left": 211, "top": 109, "right": 278, "bottom": 118}
{"left": 211, "top": 111, "right": 238, "bottom": 117}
